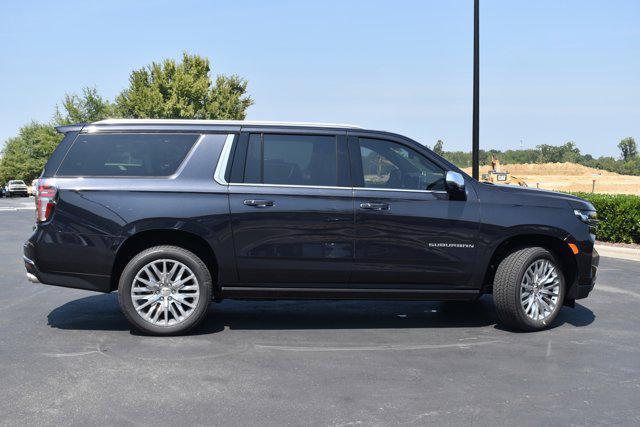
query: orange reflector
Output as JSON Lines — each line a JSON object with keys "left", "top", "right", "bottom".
{"left": 568, "top": 243, "right": 579, "bottom": 255}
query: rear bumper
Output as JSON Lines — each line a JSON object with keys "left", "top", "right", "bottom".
{"left": 23, "top": 256, "right": 40, "bottom": 283}
{"left": 23, "top": 240, "right": 111, "bottom": 292}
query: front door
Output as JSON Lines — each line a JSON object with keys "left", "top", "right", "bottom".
{"left": 228, "top": 132, "right": 354, "bottom": 285}
{"left": 349, "top": 136, "right": 480, "bottom": 287}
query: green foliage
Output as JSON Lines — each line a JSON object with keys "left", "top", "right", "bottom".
{"left": 570, "top": 192, "right": 640, "bottom": 243}
{"left": 0, "top": 122, "right": 62, "bottom": 183}
{"left": 433, "top": 139, "right": 444, "bottom": 156}
{"left": 537, "top": 141, "right": 581, "bottom": 163}
{"left": 54, "top": 87, "right": 116, "bottom": 125}
{"left": 440, "top": 139, "right": 640, "bottom": 176}
{"left": 618, "top": 137, "right": 637, "bottom": 161}
{"left": 115, "top": 52, "right": 253, "bottom": 119}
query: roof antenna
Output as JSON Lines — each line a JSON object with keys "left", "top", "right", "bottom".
{"left": 472, "top": 0, "right": 480, "bottom": 180}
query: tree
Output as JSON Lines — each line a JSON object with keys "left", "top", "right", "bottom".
{"left": 618, "top": 137, "right": 638, "bottom": 161}
{"left": 54, "top": 87, "right": 116, "bottom": 125}
{"left": 536, "top": 142, "right": 581, "bottom": 163}
{"left": 115, "top": 52, "right": 253, "bottom": 119}
{"left": 0, "top": 122, "right": 62, "bottom": 183}
{"left": 433, "top": 140, "right": 444, "bottom": 156}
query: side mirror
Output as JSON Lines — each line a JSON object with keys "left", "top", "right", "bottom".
{"left": 446, "top": 171, "right": 465, "bottom": 191}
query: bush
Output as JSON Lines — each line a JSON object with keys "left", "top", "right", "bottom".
{"left": 570, "top": 192, "right": 640, "bottom": 243}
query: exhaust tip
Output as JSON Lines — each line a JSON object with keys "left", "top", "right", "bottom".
{"left": 26, "top": 273, "right": 40, "bottom": 283}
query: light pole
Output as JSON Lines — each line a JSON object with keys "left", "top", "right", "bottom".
{"left": 472, "top": 0, "right": 480, "bottom": 179}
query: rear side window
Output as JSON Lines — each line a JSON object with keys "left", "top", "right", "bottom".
{"left": 244, "top": 134, "right": 338, "bottom": 186}
{"left": 56, "top": 133, "right": 199, "bottom": 177}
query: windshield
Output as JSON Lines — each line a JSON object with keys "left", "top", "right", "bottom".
{"left": 9, "top": 180, "right": 25, "bottom": 185}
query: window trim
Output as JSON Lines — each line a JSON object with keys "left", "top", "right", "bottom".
{"left": 213, "top": 134, "right": 236, "bottom": 185}
{"left": 214, "top": 129, "right": 448, "bottom": 194}
{"left": 54, "top": 132, "right": 204, "bottom": 179}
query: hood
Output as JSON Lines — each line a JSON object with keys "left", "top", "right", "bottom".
{"left": 475, "top": 182, "right": 595, "bottom": 211}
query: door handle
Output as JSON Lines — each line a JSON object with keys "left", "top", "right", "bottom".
{"left": 243, "top": 199, "right": 274, "bottom": 208}
{"left": 359, "top": 202, "right": 390, "bottom": 211}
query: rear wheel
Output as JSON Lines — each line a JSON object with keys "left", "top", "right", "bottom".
{"left": 493, "top": 247, "right": 564, "bottom": 331}
{"left": 118, "top": 245, "right": 212, "bottom": 335}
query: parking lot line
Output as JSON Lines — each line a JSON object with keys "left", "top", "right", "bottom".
{"left": 0, "top": 207, "right": 35, "bottom": 211}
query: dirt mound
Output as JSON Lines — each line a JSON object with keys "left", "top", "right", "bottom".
{"left": 463, "top": 162, "right": 621, "bottom": 177}
{"left": 461, "top": 162, "right": 640, "bottom": 195}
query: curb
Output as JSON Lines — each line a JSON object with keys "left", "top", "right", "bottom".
{"left": 595, "top": 244, "right": 640, "bottom": 262}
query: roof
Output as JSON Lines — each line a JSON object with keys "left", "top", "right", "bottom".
{"left": 90, "top": 119, "right": 362, "bottom": 129}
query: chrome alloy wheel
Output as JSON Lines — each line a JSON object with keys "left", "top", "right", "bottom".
{"left": 130, "top": 259, "right": 200, "bottom": 327}
{"left": 520, "top": 259, "right": 560, "bottom": 321}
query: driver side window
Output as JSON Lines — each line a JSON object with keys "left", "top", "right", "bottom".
{"left": 359, "top": 138, "right": 445, "bottom": 191}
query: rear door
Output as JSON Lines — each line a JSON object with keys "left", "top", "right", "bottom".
{"left": 349, "top": 135, "right": 479, "bottom": 287}
{"left": 228, "top": 130, "right": 354, "bottom": 285}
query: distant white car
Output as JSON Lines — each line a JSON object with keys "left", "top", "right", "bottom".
{"left": 28, "top": 179, "right": 38, "bottom": 197}
{"left": 4, "top": 180, "right": 29, "bottom": 197}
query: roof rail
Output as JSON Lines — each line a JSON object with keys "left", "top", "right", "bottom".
{"left": 90, "top": 119, "right": 362, "bottom": 129}
{"left": 55, "top": 123, "right": 86, "bottom": 134}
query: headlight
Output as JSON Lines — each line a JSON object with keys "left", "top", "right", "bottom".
{"left": 574, "top": 209, "right": 598, "bottom": 233}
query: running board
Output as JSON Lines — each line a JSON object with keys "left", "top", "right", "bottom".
{"left": 221, "top": 287, "right": 479, "bottom": 301}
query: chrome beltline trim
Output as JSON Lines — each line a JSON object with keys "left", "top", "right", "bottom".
{"left": 229, "top": 183, "right": 352, "bottom": 191}
{"left": 228, "top": 183, "right": 447, "bottom": 194}
{"left": 353, "top": 187, "right": 448, "bottom": 194}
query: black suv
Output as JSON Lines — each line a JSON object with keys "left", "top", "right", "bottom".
{"left": 24, "top": 119, "right": 599, "bottom": 335}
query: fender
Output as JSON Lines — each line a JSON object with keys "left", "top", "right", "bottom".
{"left": 474, "top": 224, "right": 579, "bottom": 296}
{"left": 115, "top": 209, "right": 237, "bottom": 285}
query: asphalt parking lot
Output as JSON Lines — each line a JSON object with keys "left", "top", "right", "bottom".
{"left": 1, "top": 196, "right": 639, "bottom": 426}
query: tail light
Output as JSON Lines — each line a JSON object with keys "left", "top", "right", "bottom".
{"left": 36, "top": 179, "right": 58, "bottom": 222}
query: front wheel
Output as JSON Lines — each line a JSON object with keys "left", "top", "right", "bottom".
{"left": 118, "top": 245, "right": 212, "bottom": 335}
{"left": 493, "top": 247, "right": 565, "bottom": 331}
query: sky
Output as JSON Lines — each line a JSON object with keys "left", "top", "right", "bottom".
{"left": 0, "top": 0, "right": 638, "bottom": 157}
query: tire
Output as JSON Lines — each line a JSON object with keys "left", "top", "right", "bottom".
{"left": 493, "top": 247, "right": 565, "bottom": 331}
{"left": 118, "top": 245, "right": 212, "bottom": 336}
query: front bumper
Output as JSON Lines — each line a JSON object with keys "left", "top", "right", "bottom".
{"left": 8, "top": 188, "right": 28, "bottom": 196}
{"left": 573, "top": 247, "right": 599, "bottom": 300}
